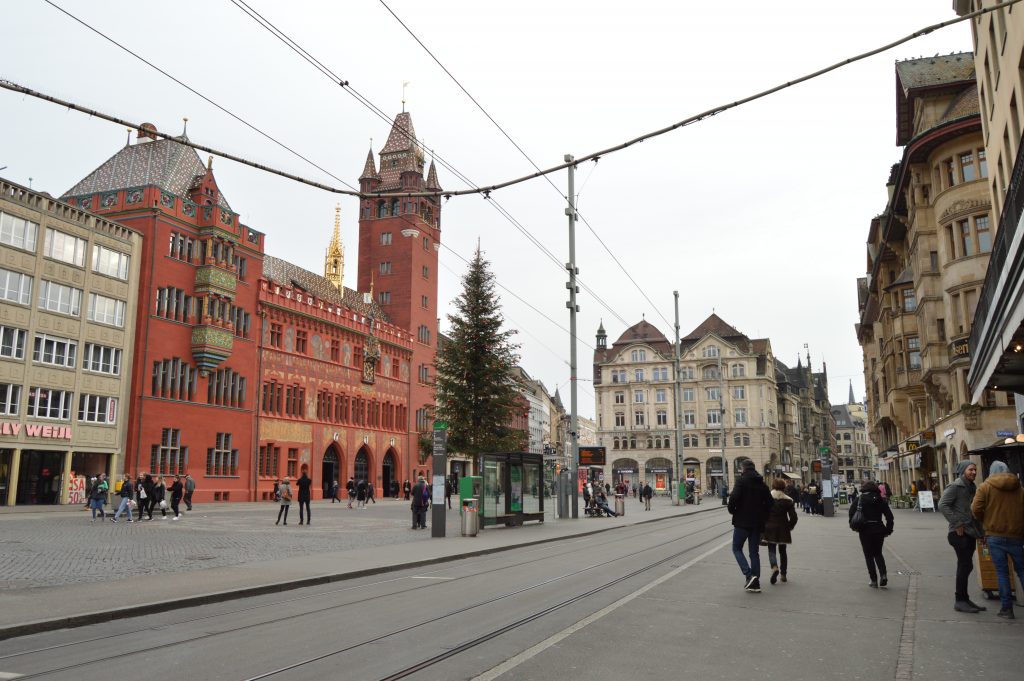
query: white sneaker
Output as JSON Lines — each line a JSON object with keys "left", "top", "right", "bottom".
{"left": 172, "top": 516, "right": 179, "bottom": 521}
{"left": 162, "top": 516, "right": 168, "bottom": 520}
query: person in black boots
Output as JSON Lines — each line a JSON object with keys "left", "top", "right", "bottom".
{"left": 850, "top": 480, "right": 894, "bottom": 588}
{"left": 938, "top": 461, "right": 986, "bottom": 613}
{"left": 167, "top": 474, "right": 184, "bottom": 520}
{"left": 296, "top": 471, "right": 312, "bottom": 525}
{"left": 764, "top": 478, "right": 798, "bottom": 584}
{"left": 728, "top": 460, "right": 772, "bottom": 593}
{"left": 411, "top": 476, "right": 428, "bottom": 529}
{"left": 276, "top": 477, "right": 292, "bottom": 525}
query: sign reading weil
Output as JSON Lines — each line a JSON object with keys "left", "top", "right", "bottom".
{"left": 578, "top": 446, "right": 606, "bottom": 466}
{"left": 0, "top": 422, "right": 72, "bottom": 439}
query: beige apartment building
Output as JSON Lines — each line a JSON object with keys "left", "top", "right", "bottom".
{"left": 856, "top": 54, "right": 1016, "bottom": 495}
{"left": 0, "top": 179, "right": 141, "bottom": 506}
{"left": 593, "top": 315, "right": 782, "bottom": 495}
{"left": 953, "top": 2, "right": 1024, "bottom": 439}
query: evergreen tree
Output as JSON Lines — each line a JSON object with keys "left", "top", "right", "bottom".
{"left": 433, "top": 247, "right": 524, "bottom": 463}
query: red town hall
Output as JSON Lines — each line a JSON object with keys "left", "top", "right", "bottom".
{"left": 55, "top": 112, "right": 440, "bottom": 502}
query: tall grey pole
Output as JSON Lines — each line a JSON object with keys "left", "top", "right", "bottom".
{"left": 565, "top": 154, "right": 580, "bottom": 519}
{"left": 719, "top": 350, "right": 728, "bottom": 495}
{"left": 673, "top": 292, "right": 683, "bottom": 504}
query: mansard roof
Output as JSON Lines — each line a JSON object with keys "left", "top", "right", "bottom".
{"left": 683, "top": 313, "right": 743, "bottom": 341}
{"left": 895, "top": 52, "right": 975, "bottom": 145}
{"left": 63, "top": 137, "right": 231, "bottom": 210}
{"left": 262, "top": 255, "right": 387, "bottom": 321}
{"left": 613, "top": 319, "right": 669, "bottom": 347}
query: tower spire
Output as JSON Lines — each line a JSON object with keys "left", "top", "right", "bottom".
{"left": 848, "top": 379, "right": 856, "bottom": 405}
{"left": 324, "top": 203, "right": 344, "bottom": 291}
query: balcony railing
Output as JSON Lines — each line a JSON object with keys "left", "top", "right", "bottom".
{"left": 969, "top": 139, "right": 1024, "bottom": 373}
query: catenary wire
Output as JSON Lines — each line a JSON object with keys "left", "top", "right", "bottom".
{"left": 376, "top": 0, "right": 674, "bottom": 328}
{"left": 226, "top": 0, "right": 632, "bottom": 327}
{"left": 15, "top": 0, "right": 1014, "bottom": 203}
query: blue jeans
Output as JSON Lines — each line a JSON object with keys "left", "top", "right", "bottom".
{"left": 732, "top": 526, "right": 761, "bottom": 579}
{"left": 987, "top": 536, "right": 1024, "bottom": 610}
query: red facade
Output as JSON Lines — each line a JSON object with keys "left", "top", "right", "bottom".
{"left": 256, "top": 264, "right": 412, "bottom": 499}
{"left": 63, "top": 142, "right": 265, "bottom": 502}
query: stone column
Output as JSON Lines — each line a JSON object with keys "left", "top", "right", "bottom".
{"left": 5, "top": 449, "right": 20, "bottom": 506}
{"left": 60, "top": 450, "right": 73, "bottom": 504}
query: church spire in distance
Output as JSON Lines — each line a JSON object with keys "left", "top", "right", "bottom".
{"left": 324, "top": 203, "right": 344, "bottom": 291}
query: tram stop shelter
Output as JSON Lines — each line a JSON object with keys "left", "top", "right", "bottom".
{"left": 480, "top": 452, "right": 545, "bottom": 527}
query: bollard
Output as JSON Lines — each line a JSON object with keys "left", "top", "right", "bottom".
{"left": 614, "top": 493, "right": 625, "bottom": 517}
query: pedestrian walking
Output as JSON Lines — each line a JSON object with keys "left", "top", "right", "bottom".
{"left": 971, "top": 460, "right": 1024, "bottom": 619}
{"left": 273, "top": 479, "right": 281, "bottom": 502}
{"left": 727, "top": 459, "right": 772, "bottom": 593}
{"left": 112, "top": 474, "right": 135, "bottom": 523}
{"left": 720, "top": 483, "right": 729, "bottom": 507}
{"left": 849, "top": 480, "right": 894, "bottom": 588}
{"left": 152, "top": 476, "right": 168, "bottom": 519}
{"left": 88, "top": 473, "right": 109, "bottom": 522}
{"left": 391, "top": 480, "right": 400, "bottom": 499}
{"left": 367, "top": 480, "right": 376, "bottom": 504}
{"left": 632, "top": 483, "right": 637, "bottom": 498}
{"left": 356, "top": 478, "right": 367, "bottom": 509}
{"left": 168, "top": 474, "right": 183, "bottom": 520}
{"left": 403, "top": 479, "right": 412, "bottom": 501}
{"left": 276, "top": 477, "right": 292, "bottom": 525}
{"left": 938, "top": 461, "right": 987, "bottom": 613}
{"left": 642, "top": 482, "right": 653, "bottom": 511}
{"left": 346, "top": 477, "right": 356, "bottom": 508}
{"left": 140, "top": 474, "right": 154, "bottom": 520}
{"left": 296, "top": 471, "right": 312, "bottom": 525}
{"left": 445, "top": 479, "right": 454, "bottom": 509}
{"left": 764, "top": 478, "right": 798, "bottom": 585}
{"left": 411, "top": 475, "right": 428, "bottom": 529}
{"left": 330, "top": 479, "right": 341, "bottom": 503}
{"left": 184, "top": 473, "right": 196, "bottom": 511}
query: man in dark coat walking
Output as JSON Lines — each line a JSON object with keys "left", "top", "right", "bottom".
{"left": 411, "top": 476, "right": 429, "bottom": 529}
{"left": 727, "top": 460, "right": 773, "bottom": 592}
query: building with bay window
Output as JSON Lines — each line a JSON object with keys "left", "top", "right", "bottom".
{"left": 0, "top": 178, "right": 141, "bottom": 505}
{"left": 856, "top": 54, "right": 1016, "bottom": 494}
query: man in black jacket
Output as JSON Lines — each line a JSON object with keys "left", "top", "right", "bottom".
{"left": 411, "top": 476, "right": 429, "bottom": 529}
{"left": 728, "top": 460, "right": 773, "bottom": 592}
{"left": 296, "top": 471, "right": 312, "bottom": 525}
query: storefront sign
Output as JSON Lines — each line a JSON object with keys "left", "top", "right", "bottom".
{"left": 943, "top": 428, "right": 956, "bottom": 439}
{"left": 996, "top": 430, "right": 1015, "bottom": 438}
{"left": 0, "top": 422, "right": 72, "bottom": 439}
{"left": 949, "top": 338, "right": 970, "bottom": 361}
{"left": 67, "top": 475, "right": 86, "bottom": 504}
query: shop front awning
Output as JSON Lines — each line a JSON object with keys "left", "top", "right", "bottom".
{"left": 782, "top": 472, "right": 802, "bottom": 480}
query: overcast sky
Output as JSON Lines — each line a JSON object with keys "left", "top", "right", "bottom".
{"left": 1, "top": 1, "right": 974, "bottom": 418}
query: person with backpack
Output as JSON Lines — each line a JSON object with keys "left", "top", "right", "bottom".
{"left": 276, "top": 477, "right": 292, "bottom": 525}
{"left": 728, "top": 460, "right": 773, "bottom": 593}
{"left": 88, "top": 473, "right": 109, "bottom": 522}
{"left": 938, "top": 461, "right": 986, "bottom": 613}
{"left": 849, "top": 480, "right": 894, "bottom": 588}
{"left": 642, "top": 482, "right": 653, "bottom": 511}
{"left": 184, "top": 474, "right": 196, "bottom": 511}
{"left": 356, "top": 478, "right": 367, "bottom": 509}
{"left": 764, "top": 478, "right": 798, "bottom": 584}
{"left": 411, "top": 476, "right": 429, "bottom": 529}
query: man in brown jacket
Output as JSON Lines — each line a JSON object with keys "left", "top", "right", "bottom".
{"left": 971, "top": 461, "right": 1024, "bottom": 619}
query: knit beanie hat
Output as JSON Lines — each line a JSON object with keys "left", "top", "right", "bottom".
{"left": 954, "top": 460, "right": 974, "bottom": 477}
{"left": 989, "top": 461, "right": 1010, "bottom": 475}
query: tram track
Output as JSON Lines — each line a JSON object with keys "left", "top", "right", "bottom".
{"left": 2, "top": 513, "right": 730, "bottom": 679}
{"left": 248, "top": 520, "right": 733, "bottom": 681}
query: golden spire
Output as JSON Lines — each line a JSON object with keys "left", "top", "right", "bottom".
{"left": 324, "top": 203, "right": 345, "bottom": 291}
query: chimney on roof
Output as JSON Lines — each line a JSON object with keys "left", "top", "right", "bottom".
{"left": 136, "top": 123, "right": 158, "bottom": 143}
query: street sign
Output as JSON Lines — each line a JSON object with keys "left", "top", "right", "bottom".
{"left": 801, "top": 465, "right": 809, "bottom": 472}
{"left": 996, "top": 430, "right": 1015, "bottom": 438}
{"left": 819, "top": 447, "right": 830, "bottom": 454}
{"left": 433, "top": 420, "right": 448, "bottom": 431}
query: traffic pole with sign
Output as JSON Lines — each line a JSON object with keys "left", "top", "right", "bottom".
{"left": 820, "top": 446, "right": 835, "bottom": 518}
{"left": 432, "top": 422, "right": 447, "bottom": 538}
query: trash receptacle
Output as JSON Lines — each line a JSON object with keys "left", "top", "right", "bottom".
{"left": 461, "top": 498, "right": 479, "bottom": 536}
{"left": 614, "top": 493, "right": 625, "bottom": 517}
{"left": 672, "top": 482, "right": 682, "bottom": 506}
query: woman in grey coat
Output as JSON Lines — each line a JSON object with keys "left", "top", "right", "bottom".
{"left": 937, "top": 460, "right": 986, "bottom": 613}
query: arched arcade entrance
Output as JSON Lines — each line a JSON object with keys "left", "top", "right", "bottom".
{"left": 382, "top": 448, "right": 397, "bottom": 499}
{"left": 355, "top": 446, "right": 371, "bottom": 486}
{"left": 322, "top": 444, "right": 341, "bottom": 499}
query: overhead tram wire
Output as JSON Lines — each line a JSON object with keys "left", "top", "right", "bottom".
{"left": 42, "top": 0, "right": 361, "bottom": 194}
{"left": 226, "top": 0, "right": 632, "bottom": 328}
{"left": 377, "top": 0, "right": 674, "bottom": 329}
{"left": 35, "top": 0, "right": 630, "bottom": 330}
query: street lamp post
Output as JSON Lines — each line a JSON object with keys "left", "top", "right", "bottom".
{"left": 673, "top": 292, "right": 683, "bottom": 505}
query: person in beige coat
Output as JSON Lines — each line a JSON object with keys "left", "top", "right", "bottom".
{"left": 971, "top": 461, "right": 1024, "bottom": 619}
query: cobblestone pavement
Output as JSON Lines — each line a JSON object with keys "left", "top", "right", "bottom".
{"left": 0, "top": 498, "right": 478, "bottom": 589}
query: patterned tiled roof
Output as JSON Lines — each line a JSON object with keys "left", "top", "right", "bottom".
{"left": 262, "top": 255, "right": 388, "bottom": 321}
{"left": 425, "top": 160, "right": 441, "bottom": 191}
{"left": 359, "top": 148, "right": 379, "bottom": 181}
{"left": 63, "top": 138, "right": 231, "bottom": 210}
{"left": 377, "top": 112, "right": 424, "bottom": 190}
{"left": 938, "top": 83, "right": 980, "bottom": 125}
